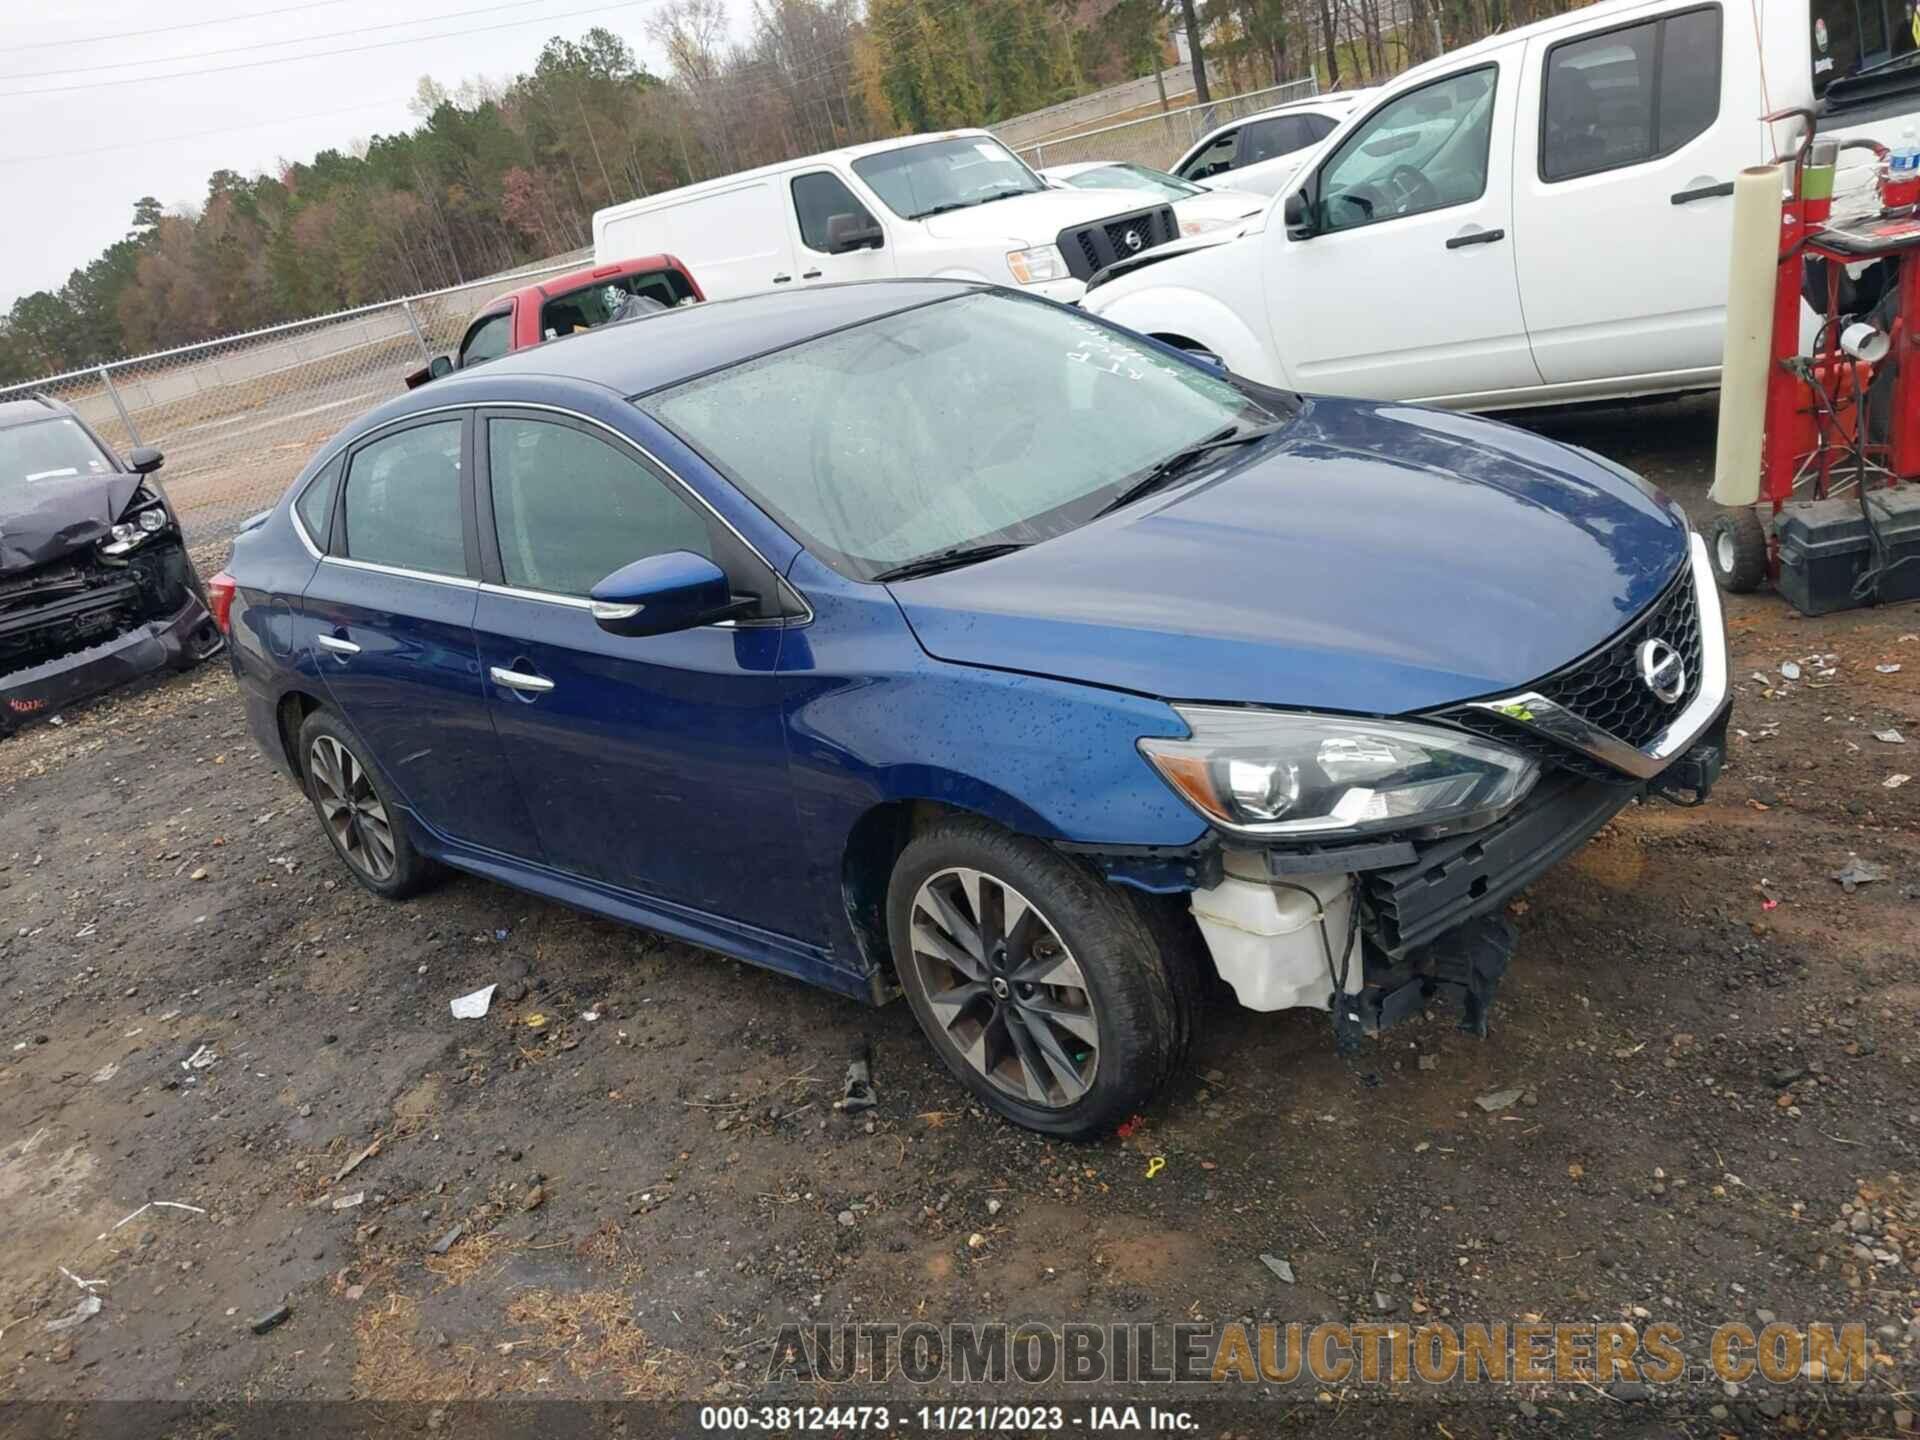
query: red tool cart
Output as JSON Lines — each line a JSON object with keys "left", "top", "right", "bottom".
{"left": 1709, "top": 115, "right": 1920, "bottom": 615}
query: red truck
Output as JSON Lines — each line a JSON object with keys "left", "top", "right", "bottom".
{"left": 406, "top": 254, "right": 703, "bottom": 388}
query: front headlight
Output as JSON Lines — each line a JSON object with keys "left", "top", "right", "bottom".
{"left": 1139, "top": 706, "right": 1540, "bottom": 839}
{"left": 1005, "top": 244, "right": 1069, "bottom": 284}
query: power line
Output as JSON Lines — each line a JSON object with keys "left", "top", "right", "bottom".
{"left": 8, "top": 0, "right": 358, "bottom": 51}
{"left": 1, "top": 0, "right": 572, "bottom": 83}
{"left": 0, "top": 96, "right": 414, "bottom": 166}
{"left": 0, "top": 0, "right": 662, "bottom": 99}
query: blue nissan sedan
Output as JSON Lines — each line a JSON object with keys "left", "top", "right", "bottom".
{"left": 221, "top": 280, "right": 1729, "bottom": 1136}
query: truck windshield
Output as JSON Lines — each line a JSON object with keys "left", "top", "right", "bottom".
{"left": 852, "top": 137, "right": 1046, "bottom": 220}
{"left": 1, "top": 417, "right": 116, "bottom": 503}
{"left": 644, "top": 291, "right": 1285, "bottom": 581}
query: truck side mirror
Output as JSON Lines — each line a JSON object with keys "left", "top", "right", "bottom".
{"left": 826, "top": 212, "right": 884, "bottom": 253}
{"left": 1283, "top": 190, "right": 1316, "bottom": 240}
{"left": 429, "top": 355, "right": 455, "bottom": 379}
{"left": 129, "top": 446, "right": 164, "bottom": 474}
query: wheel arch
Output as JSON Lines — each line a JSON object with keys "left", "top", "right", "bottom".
{"left": 274, "top": 687, "right": 325, "bottom": 780}
{"left": 1089, "top": 286, "right": 1279, "bottom": 385}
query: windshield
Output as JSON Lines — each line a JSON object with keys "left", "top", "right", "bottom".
{"left": 1063, "top": 164, "right": 1200, "bottom": 201}
{"left": 1, "top": 416, "right": 116, "bottom": 503}
{"left": 644, "top": 291, "right": 1281, "bottom": 580}
{"left": 851, "top": 137, "right": 1046, "bottom": 220}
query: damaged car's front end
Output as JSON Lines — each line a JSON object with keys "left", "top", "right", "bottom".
{"left": 0, "top": 398, "right": 223, "bottom": 734}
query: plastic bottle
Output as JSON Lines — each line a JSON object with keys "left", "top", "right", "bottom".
{"left": 1886, "top": 124, "right": 1920, "bottom": 208}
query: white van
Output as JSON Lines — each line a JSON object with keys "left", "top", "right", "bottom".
{"left": 592, "top": 130, "right": 1181, "bottom": 304}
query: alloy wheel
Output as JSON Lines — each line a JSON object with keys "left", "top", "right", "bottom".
{"left": 907, "top": 867, "right": 1099, "bottom": 1109}
{"left": 308, "top": 734, "right": 397, "bottom": 883}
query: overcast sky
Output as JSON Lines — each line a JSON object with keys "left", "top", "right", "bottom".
{"left": 0, "top": 0, "right": 740, "bottom": 310}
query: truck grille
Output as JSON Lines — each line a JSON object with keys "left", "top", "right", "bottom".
{"left": 1058, "top": 205, "right": 1180, "bottom": 281}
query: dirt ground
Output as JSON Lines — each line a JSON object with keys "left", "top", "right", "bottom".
{"left": 1, "top": 397, "right": 1917, "bottom": 1435}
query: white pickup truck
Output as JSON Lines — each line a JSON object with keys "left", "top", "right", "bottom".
{"left": 1083, "top": 0, "right": 1918, "bottom": 410}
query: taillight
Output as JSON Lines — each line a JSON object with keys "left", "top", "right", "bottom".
{"left": 207, "top": 571, "right": 237, "bottom": 635}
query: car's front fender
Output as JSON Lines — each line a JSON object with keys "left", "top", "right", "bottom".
{"left": 1085, "top": 284, "right": 1284, "bottom": 388}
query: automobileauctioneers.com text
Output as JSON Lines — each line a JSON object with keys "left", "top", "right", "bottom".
{"left": 764, "top": 1319, "right": 1877, "bottom": 1388}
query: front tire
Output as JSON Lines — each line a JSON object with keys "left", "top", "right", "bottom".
{"left": 1708, "top": 508, "right": 1768, "bottom": 593}
{"left": 297, "top": 708, "right": 438, "bottom": 900}
{"left": 886, "top": 818, "right": 1187, "bottom": 1138}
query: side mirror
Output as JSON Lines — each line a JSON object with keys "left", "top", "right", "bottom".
{"left": 429, "top": 354, "right": 455, "bottom": 379}
{"left": 590, "top": 551, "right": 746, "bottom": 637}
{"left": 1283, "top": 189, "right": 1316, "bottom": 240}
{"left": 129, "top": 446, "right": 164, "bottom": 474}
{"left": 826, "top": 212, "right": 884, "bottom": 254}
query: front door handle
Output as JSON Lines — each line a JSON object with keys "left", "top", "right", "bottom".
{"left": 489, "top": 665, "right": 554, "bottom": 695}
{"left": 315, "top": 633, "right": 360, "bottom": 655}
{"left": 771, "top": 273, "right": 793, "bottom": 284}
{"left": 1445, "top": 227, "right": 1506, "bottom": 249}
{"left": 1671, "top": 180, "right": 1735, "bottom": 205}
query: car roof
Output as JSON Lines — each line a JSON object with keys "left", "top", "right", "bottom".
{"left": 1187, "top": 88, "right": 1376, "bottom": 148}
{"left": 411, "top": 279, "right": 986, "bottom": 403}
{"left": 0, "top": 395, "right": 72, "bottom": 430}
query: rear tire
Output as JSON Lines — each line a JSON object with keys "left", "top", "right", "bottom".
{"left": 297, "top": 708, "right": 438, "bottom": 901}
{"left": 886, "top": 817, "right": 1189, "bottom": 1138}
{"left": 1708, "top": 508, "right": 1768, "bottom": 593}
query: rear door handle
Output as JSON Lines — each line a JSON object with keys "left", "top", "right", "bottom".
{"left": 315, "top": 633, "right": 360, "bottom": 655}
{"left": 1445, "top": 227, "right": 1506, "bottom": 249}
{"left": 801, "top": 268, "right": 823, "bottom": 280}
{"left": 1671, "top": 180, "right": 1735, "bottom": 205}
{"left": 489, "top": 666, "right": 554, "bottom": 695}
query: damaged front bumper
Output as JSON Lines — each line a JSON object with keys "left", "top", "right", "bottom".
{"left": 1, "top": 546, "right": 224, "bottom": 734}
{"left": 1137, "top": 535, "right": 1733, "bottom": 1044}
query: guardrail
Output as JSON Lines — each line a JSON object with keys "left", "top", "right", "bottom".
{"left": 1, "top": 252, "right": 590, "bottom": 560}
{"left": 1013, "top": 77, "right": 1321, "bottom": 172}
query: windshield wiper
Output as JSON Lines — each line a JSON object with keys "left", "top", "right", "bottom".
{"left": 1095, "top": 420, "right": 1290, "bottom": 518}
{"left": 871, "top": 541, "right": 1029, "bottom": 583}
{"left": 913, "top": 188, "right": 1036, "bottom": 219}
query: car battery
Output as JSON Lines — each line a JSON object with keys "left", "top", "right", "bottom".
{"left": 1775, "top": 487, "right": 1920, "bottom": 615}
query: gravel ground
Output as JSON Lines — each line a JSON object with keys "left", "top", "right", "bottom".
{"left": 1, "top": 396, "right": 1917, "bottom": 1435}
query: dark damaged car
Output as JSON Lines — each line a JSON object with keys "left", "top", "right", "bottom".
{"left": 0, "top": 397, "right": 224, "bottom": 734}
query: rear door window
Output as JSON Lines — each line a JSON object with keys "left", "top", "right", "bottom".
{"left": 340, "top": 420, "right": 467, "bottom": 577}
{"left": 1540, "top": 7, "right": 1722, "bottom": 181}
{"left": 458, "top": 312, "right": 512, "bottom": 368}
{"left": 1239, "top": 115, "right": 1317, "bottom": 165}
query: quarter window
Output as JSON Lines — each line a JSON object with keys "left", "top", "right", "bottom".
{"left": 1541, "top": 8, "right": 1722, "bottom": 182}
{"left": 1316, "top": 66, "right": 1498, "bottom": 233}
{"left": 458, "top": 312, "right": 512, "bottom": 368}
{"left": 340, "top": 421, "right": 466, "bottom": 577}
{"left": 487, "top": 417, "right": 711, "bottom": 597}
{"left": 792, "top": 172, "right": 879, "bottom": 253}
{"left": 295, "top": 454, "right": 342, "bottom": 550}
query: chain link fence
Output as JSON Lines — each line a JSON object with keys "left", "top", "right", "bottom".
{"left": 0, "top": 252, "right": 589, "bottom": 567}
{"left": 1013, "top": 78, "right": 1322, "bottom": 173}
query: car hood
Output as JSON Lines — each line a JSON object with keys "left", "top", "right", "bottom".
{"left": 917, "top": 187, "right": 1167, "bottom": 247}
{"left": 889, "top": 398, "right": 1689, "bottom": 715}
{"left": 1173, "top": 186, "right": 1268, "bottom": 224}
{"left": 0, "top": 472, "right": 141, "bottom": 573}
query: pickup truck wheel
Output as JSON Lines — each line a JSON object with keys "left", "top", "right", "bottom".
{"left": 297, "top": 709, "right": 438, "bottom": 900}
{"left": 1708, "top": 508, "right": 1768, "bottom": 593}
{"left": 886, "top": 818, "right": 1182, "bottom": 1138}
